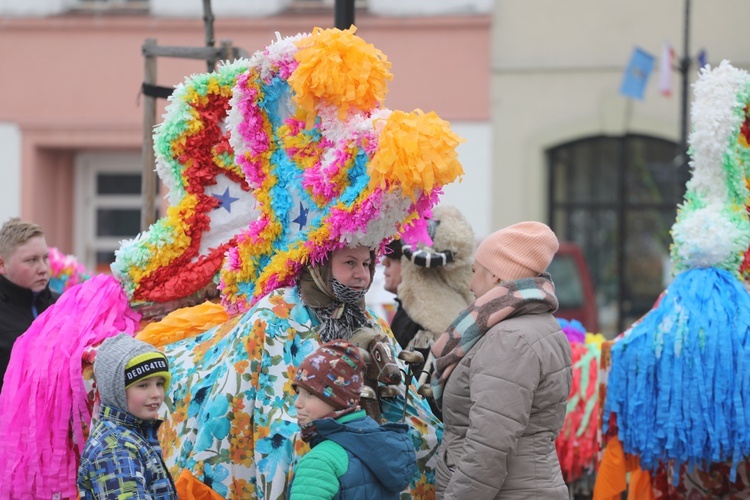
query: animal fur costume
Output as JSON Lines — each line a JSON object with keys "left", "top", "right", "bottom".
{"left": 397, "top": 205, "right": 475, "bottom": 352}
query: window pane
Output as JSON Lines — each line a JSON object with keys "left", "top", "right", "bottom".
{"left": 621, "top": 209, "right": 675, "bottom": 326}
{"left": 97, "top": 174, "right": 141, "bottom": 195}
{"left": 555, "top": 138, "right": 621, "bottom": 205}
{"left": 96, "top": 209, "right": 141, "bottom": 237}
{"left": 95, "top": 250, "right": 116, "bottom": 274}
{"left": 626, "top": 137, "right": 683, "bottom": 204}
{"left": 550, "top": 148, "right": 570, "bottom": 204}
{"left": 588, "top": 138, "right": 621, "bottom": 204}
{"left": 569, "top": 141, "right": 595, "bottom": 202}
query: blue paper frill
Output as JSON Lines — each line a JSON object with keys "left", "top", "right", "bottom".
{"left": 603, "top": 267, "right": 750, "bottom": 481}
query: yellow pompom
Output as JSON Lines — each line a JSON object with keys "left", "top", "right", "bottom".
{"left": 290, "top": 26, "right": 392, "bottom": 125}
{"left": 368, "top": 109, "right": 465, "bottom": 197}
{"left": 585, "top": 332, "right": 606, "bottom": 347}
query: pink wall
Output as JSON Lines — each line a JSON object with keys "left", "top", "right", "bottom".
{"left": 0, "top": 12, "right": 490, "bottom": 251}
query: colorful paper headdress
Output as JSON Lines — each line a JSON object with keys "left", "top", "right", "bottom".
{"left": 48, "top": 247, "right": 91, "bottom": 294}
{"left": 670, "top": 60, "right": 750, "bottom": 276}
{"left": 112, "top": 59, "right": 258, "bottom": 307}
{"left": 113, "top": 27, "right": 464, "bottom": 316}
{"left": 219, "top": 27, "right": 464, "bottom": 314}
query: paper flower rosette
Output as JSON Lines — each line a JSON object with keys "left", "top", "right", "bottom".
{"left": 602, "top": 61, "right": 750, "bottom": 483}
{"left": 48, "top": 247, "right": 91, "bottom": 294}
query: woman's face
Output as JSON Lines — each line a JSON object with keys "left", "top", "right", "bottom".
{"left": 331, "top": 246, "right": 372, "bottom": 291}
{"left": 470, "top": 262, "right": 499, "bottom": 299}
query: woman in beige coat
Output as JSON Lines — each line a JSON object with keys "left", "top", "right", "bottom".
{"left": 431, "top": 221, "right": 572, "bottom": 499}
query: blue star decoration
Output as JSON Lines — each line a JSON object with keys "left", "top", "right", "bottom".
{"left": 213, "top": 187, "right": 240, "bottom": 213}
{"left": 292, "top": 202, "right": 309, "bottom": 230}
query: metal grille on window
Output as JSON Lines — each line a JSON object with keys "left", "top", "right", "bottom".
{"left": 547, "top": 135, "right": 685, "bottom": 337}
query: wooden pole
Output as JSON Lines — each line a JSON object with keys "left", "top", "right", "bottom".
{"left": 203, "top": 0, "right": 216, "bottom": 72}
{"left": 678, "top": 0, "right": 691, "bottom": 187}
{"left": 141, "top": 38, "right": 158, "bottom": 231}
{"left": 220, "top": 39, "right": 234, "bottom": 63}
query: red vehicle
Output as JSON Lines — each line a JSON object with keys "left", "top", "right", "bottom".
{"left": 547, "top": 243, "right": 599, "bottom": 333}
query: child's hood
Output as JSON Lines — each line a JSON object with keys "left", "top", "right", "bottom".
{"left": 93, "top": 334, "right": 160, "bottom": 411}
{"left": 317, "top": 416, "right": 416, "bottom": 492}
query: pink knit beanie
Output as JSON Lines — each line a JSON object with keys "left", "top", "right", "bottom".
{"left": 475, "top": 221, "right": 559, "bottom": 281}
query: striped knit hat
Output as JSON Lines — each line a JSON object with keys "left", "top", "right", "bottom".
{"left": 94, "top": 334, "right": 171, "bottom": 412}
{"left": 125, "top": 352, "right": 171, "bottom": 390}
{"left": 475, "top": 221, "right": 559, "bottom": 281}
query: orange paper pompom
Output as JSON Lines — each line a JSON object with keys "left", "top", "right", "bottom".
{"left": 290, "top": 26, "right": 392, "bottom": 124}
{"left": 369, "top": 109, "right": 465, "bottom": 196}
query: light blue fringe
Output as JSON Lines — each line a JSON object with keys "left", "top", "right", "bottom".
{"left": 603, "top": 267, "right": 750, "bottom": 482}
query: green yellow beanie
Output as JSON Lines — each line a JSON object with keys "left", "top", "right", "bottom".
{"left": 124, "top": 351, "right": 171, "bottom": 390}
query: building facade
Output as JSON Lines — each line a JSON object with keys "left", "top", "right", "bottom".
{"left": 5, "top": 0, "right": 742, "bottom": 336}
{"left": 491, "top": 0, "right": 748, "bottom": 334}
{"left": 0, "top": 0, "right": 492, "bottom": 272}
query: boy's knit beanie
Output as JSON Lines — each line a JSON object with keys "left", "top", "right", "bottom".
{"left": 93, "top": 333, "right": 171, "bottom": 411}
{"left": 292, "top": 340, "right": 366, "bottom": 411}
{"left": 475, "top": 221, "right": 559, "bottom": 281}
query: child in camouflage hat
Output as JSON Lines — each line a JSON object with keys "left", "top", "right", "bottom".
{"left": 290, "top": 340, "right": 416, "bottom": 499}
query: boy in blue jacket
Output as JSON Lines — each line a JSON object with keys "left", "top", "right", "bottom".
{"left": 77, "top": 334, "right": 177, "bottom": 499}
{"left": 290, "top": 340, "right": 416, "bottom": 499}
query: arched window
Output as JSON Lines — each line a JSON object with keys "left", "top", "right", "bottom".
{"left": 547, "top": 135, "right": 686, "bottom": 336}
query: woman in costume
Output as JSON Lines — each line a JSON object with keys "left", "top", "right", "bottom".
{"left": 125, "top": 27, "right": 460, "bottom": 499}
{"left": 158, "top": 245, "right": 433, "bottom": 499}
{"left": 432, "top": 221, "right": 572, "bottom": 499}
{"left": 298, "top": 246, "right": 376, "bottom": 343}
{"left": 0, "top": 27, "right": 462, "bottom": 499}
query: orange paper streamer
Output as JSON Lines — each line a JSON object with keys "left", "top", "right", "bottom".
{"left": 136, "top": 301, "right": 229, "bottom": 347}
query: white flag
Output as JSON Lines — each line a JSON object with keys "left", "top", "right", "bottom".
{"left": 659, "top": 42, "right": 675, "bottom": 97}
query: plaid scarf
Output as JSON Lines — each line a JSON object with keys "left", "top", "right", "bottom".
{"left": 430, "top": 274, "right": 558, "bottom": 408}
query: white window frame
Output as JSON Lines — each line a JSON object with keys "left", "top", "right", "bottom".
{"left": 74, "top": 152, "right": 144, "bottom": 274}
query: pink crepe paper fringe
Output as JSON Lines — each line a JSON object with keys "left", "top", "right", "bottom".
{"left": 0, "top": 274, "right": 140, "bottom": 499}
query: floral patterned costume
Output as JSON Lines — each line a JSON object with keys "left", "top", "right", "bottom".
{"left": 159, "top": 286, "right": 442, "bottom": 499}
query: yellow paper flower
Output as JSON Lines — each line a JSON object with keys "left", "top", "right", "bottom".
{"left": 369, "top": 109, "right": 465, "bottom": 196}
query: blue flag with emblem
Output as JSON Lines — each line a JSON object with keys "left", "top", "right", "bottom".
{"left": 620, "top": 47, "right": 654, "bottom": 100}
